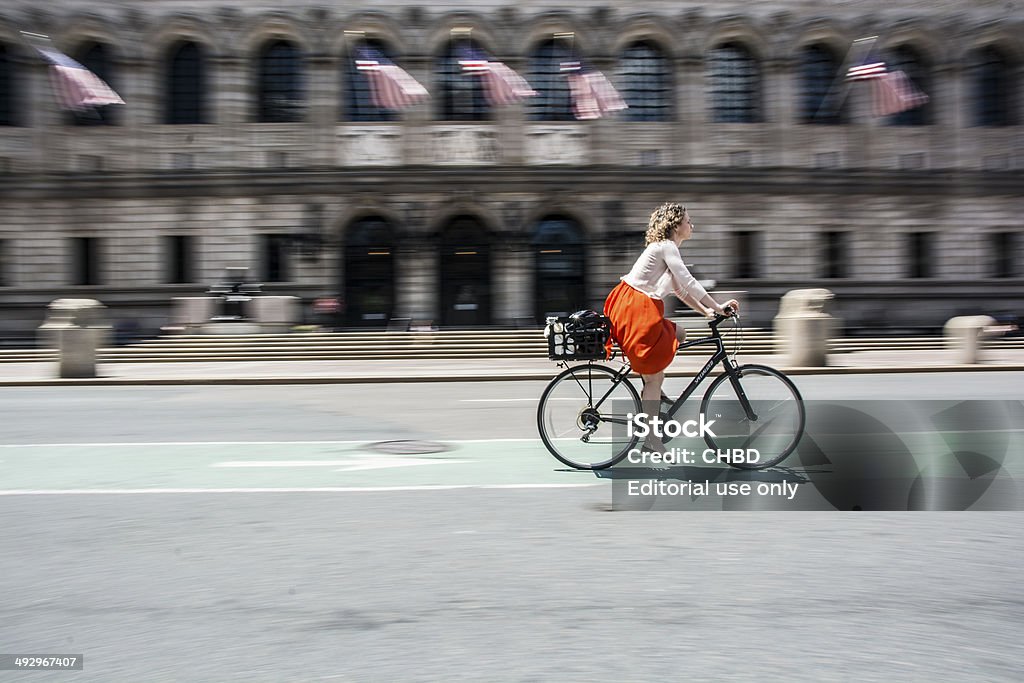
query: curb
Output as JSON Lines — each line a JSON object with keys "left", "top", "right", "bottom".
{"left": 1, "top": 364, "right": 1023, "bottom": 387}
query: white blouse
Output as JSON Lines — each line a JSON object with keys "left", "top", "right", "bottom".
{"left": 621, "top": 240, "right": 710, "bottom": 303}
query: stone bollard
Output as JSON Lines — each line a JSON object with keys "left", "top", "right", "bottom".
{"left": 246, "top": 296, "right": 301, "bottom": 333}
{"left": 944, "top": 316, "right": 996, "bottom": 364}
{"left": 57, "top": 326, "right": 102, "bottom": 378}
{"left": 171, "top": 297, "right": 218, "bottom": 332}
{"left": 37, "top": 298, "right": 112, "bottom": 349}
{"left": 773, "top": 289, "right": 838, "bottom": 367}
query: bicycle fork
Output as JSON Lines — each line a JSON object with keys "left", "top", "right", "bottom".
{"left": 722, "top": 360, "right": 759, "bottom": 422}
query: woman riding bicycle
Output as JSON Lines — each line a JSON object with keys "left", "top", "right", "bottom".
{"left": 604, "top": 202, "right": 739, "bottom": 447}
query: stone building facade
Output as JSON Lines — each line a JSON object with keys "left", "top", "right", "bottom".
{"left": 0, "top": 0, "right": 1021, "bottom": 335}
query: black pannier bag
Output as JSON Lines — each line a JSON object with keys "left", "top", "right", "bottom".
{"left": 544, "top": 310, "right": 611, "bottom": 360}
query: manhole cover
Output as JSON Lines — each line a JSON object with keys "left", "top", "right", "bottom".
{"left": 366, "top": 440, "right": 451, "bottom": 455}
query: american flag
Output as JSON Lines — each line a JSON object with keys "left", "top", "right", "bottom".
{"left": 560, "top": 60, "right": 627, "bottom": 120}
{"left": 845, "top": 59, "right": 928, "bottom": 117}
{"left": 457, "top": 47, "right": 536, "bottom": 106}
{"left": 355, "top": 46, "right": 428, "bottom": 111}
{"left": 36, "top": 47, "right": 124, "bottom": 111}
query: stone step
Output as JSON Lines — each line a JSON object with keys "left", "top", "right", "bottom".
{"left": 4, "top": 331, "right": 1021, "bottom": 363}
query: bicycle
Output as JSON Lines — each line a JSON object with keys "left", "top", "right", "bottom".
{"left": 537, "top": 310, "right": 805, "bottom": 471}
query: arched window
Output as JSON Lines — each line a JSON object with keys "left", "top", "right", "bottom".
{"left": 708, "top": 42, "right": 760, "bottom": 123}
{"left": 435, "top": 39, "right": 489, "bottom": 121}
{"left": 165, "top": 41, "right": 206, "bottom": 124}
{"left": 971, "top": 46, "right": 1014, "bottom": 127}
{"left": 74, "top": 42, "right": 118, "bottom": 125}
{"left": 344, "top": 216, "right": 395, "bottom": 327}
{"left": 342, "top": 38, "right": 396, "bottom": 122}
{"left": 798, "top": 43, "right": 842, "bottom": 124}
{"left": 618, "top": 41, "right": 672, "bottom": 122}
{"left": 532, "top": 216, "right": 586, "bottom": 321}
{"left": 526, "top": 39, "right": 573, "bottom": 122}
{"left": 0, "top": 43, "right": 15, "bottom": 126}
{"left": 257, "top": 39, "right": 305, "bottom": 123}
{"left": 439, "top": 216, "right": 491, "bottom": 326}
{"left": 886, "top": 45, "right": 930, "bottom": 126}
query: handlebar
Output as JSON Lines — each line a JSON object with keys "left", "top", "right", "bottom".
{"left": 709, "top": 306, "right": 736, "bottom": 328}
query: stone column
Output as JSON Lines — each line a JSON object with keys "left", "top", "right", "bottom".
{"left": 764, "top": 58, "right": 793, "bottom": 166}
{"left": 677, "top": 55, "right": 705, "bottom": 164}
{"left": 306, "top": 53, "right": 337, "bottom": 169}
{"left": 212, "top": 55, "right": 247, "bottom": 167}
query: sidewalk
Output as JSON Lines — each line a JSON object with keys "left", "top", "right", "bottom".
{"left": 2, "top": 348, "right": 1023, "bottom": 386}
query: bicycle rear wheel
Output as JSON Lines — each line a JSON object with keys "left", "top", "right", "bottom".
{"left": 537, "top": 364, "right": 642, "bottom": 470}
{"left": 699, "top": 364, "right": 804, "bottom": 470}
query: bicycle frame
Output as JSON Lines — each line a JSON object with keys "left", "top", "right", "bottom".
{"left": 585, "top": 316, "right": 758, "bottom": 424}
{"left": 663, "top": 335, "right": 757, "bottom": 422}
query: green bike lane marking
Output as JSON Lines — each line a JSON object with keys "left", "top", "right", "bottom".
{"left": 0, "top": 440, "right": 606, "bottom": 493}
{"left": 1, "top": 429, "right": 1021, "bottom": 495}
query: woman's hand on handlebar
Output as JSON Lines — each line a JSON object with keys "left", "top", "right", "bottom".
{"left": 716, "top": 299, "right": 740, "bottom": 317}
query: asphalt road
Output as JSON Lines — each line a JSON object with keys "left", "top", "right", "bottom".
{"left": 1, "top": 373, "right": 1022, "bottom": 681}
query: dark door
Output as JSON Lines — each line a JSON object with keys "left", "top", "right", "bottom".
{"left": 344, "top": 217, "right": 395, "bottom": 327}
{"left": 440, "top": 216, "right": 491, "bottom": 327}
{"left": 533, "top": 215, "right": 586, "bottom": 321}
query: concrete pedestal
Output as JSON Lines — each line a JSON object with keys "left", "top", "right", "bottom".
{"left": 57, "top": 327, "right": 101, "bottom": 378}
{"left": 944, "top": 315, "right": 996, "bottom": 364}
{"left": 246, "top": 296, "right": 300, "bottom": 333}
{"left": 773, "top": 288, "right": 838, "bottom": 367}
{"left": 38, "top": 298, "right": 112, "bottom": 349}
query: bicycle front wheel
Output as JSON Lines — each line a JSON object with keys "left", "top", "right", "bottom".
{"left": 537, "top": 364, "right": 642, "bottom": 470}
{"left": 699, "top": 364, "right": 805, "bottom": 470}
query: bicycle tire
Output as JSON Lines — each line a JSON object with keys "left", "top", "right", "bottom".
{"left": 537, "top": 363, "right": 642, "bottom": 470}
{"left": 699, "top": 364, "right": 805, "bottom": 470}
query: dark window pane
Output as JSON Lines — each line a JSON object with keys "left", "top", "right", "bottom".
{"left": 908, "top": 232, "right": 932, "bottom": 278}
{"left": 799, "top": 44, "right": 842, "bottom": 124}
{"left": 886, "top": 46, "right": 930, "bottom": 126}
{"left": 71, "top": 237, "right": 101, "bottom": 285}
{"left": 258, "top": 41, "right": 305, "bottom": 123}
{"left": 342, "top": 38, "right": 397, "bottom": 122}
{"left": 734, "top": 231, "right": 759, "bottom": 278}
{"left": 165, "top": 235, "right": 194, "bottom": 283}
{"left": 262, "top": 234, "right": 290, "bottom": 281}
{"left": 972, "top": 46, "right": 1014, "bottom": 127}
{"left": 618, "top": 41, "right": 671, "bottom": 122}
{"left": 73, "top": 43, "right": 118, "bottom": 126}
{"left": 0, "top": 44, "right": 15, "bottom": 126}
{"left": 526, "top": 40, "right": 574, "bottom": 122}
{"left": 992, "top": 232, "right": 1016, "bottom": 278}
{"left": 165, "top": 42, "right": 206, "bottom": 124}
{"left": 709, "top": 42, "right": 760, "bottom": 123}
{"left": 436, "top": 39, "right": 489, "bottom": 121}
{"left": 822, "top": 231, "right": 847, "bottom": 278}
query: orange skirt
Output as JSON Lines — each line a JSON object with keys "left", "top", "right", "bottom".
{"left": 603, "top": 281, "right": 678, "bottom": 375}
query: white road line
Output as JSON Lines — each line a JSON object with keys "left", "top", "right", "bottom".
{"left": 461, "top": 398, "right": 541, "bottom": 402}
{"left": 213, "top": 460, "right": 392, "bottom": 467}
{"left": 0, "top": 483, "right": 602, "bottom": 496}
{"left": 213, "top": 458, "right": 474, "bottom": 470}
{"left": 462, "top": 398, "right": 587, "bottom": 402}
{"left": 0, "top": 438, "right": 542, "bottom": 449}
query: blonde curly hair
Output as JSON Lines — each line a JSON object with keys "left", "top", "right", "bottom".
{"left": 644, "top": 202, "right": 688, "bottom": 245}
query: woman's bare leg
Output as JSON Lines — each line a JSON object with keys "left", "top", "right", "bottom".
{"left": 640, "top": 371, "right": 667, "bottom": 452}
{"left": 639, "top": 324, "right": 684, "bottom": 452}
